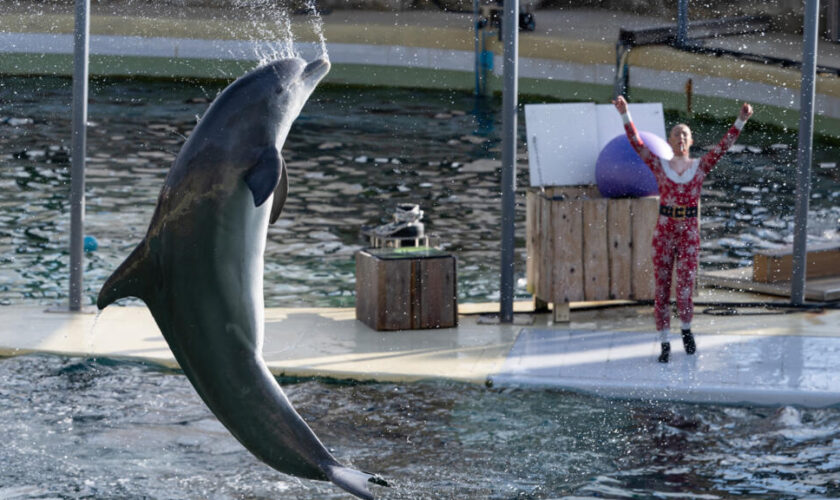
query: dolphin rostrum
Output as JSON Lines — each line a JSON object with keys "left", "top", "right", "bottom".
{"left": 97, "top": 57, "right": 385, "bottom": 499}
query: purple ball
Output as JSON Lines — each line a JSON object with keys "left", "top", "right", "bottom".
{"left": 595, "top": 131, "right": 672, "bottom": 198}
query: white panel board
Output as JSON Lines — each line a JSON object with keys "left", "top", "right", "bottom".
{"left": 525, "top": 103, "right": 599, "bottom": 187}
{"left": 594, "top": 102, "right": 667, "bottom": 151}
{"left": 525, "top": 101, "right": 670, "bottom": 187}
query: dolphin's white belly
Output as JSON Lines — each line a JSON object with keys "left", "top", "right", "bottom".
{"left": 158, "top": 179, "right": 272, "bottom": 366}
{"left": 211, "top": 180, "right": 272, "bottom": 353}
{"left": 153, "top": 181, "right": 337, "bottom": 480}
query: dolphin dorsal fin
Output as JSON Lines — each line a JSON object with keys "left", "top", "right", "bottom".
{"left": 269, "top": 155, "right": 288, "bottom": 224}
{"left": 97, "top": 240, "right": 155, "bottom": 309}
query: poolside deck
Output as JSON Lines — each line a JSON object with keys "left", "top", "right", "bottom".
{"left": 2, "top": 286, "right": 839, "bottom": 408}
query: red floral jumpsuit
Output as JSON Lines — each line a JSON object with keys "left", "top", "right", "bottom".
{"left": 623, "top": 116, "right": 743, "bottom": 333}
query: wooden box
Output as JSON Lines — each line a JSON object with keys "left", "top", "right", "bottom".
{"left": 526, "top": 186, "right": 660, "bottom": 305}
{"left": 753, "top": 242, "right": 840, "bottom": 283}
{"left": 355, "top": 248, "right": 457, "bottom": 331}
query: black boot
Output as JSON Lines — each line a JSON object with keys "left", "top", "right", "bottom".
{"left": 681, "top": 329, "right": 696, "bottom": 355}
{"left": 658, "top": 342, "right": 671, "bottom": 363}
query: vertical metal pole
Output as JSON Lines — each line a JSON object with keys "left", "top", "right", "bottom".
{"left": 676, "top": 0, "right": 689, "bottom": 47}
{"left": 474, "top": 0, "right": 480, "bottom": 95}
{"left": 614, "top": 42, "right": 628, "bottom": 99}
{"left": 828, "top": 0, "right": 840, "bottom": 42}
{"left": 500, "top": 0, "right": 519, "bottom": 323}
{"left": 69, "top": 0, "right": 90, "bottom": 311}
{"left": 791, "top": 0, "right": 819, "bottom": 305}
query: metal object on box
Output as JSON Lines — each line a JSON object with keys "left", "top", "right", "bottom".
{"left": 360, "top": 203, "right": 429, "bottom": 249}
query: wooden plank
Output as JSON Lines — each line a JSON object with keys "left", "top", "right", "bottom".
{"left": 550, "top": 185, "right": 600, "bottom": 200}
{"left": 753, "top": 243, "right": 840, "bottom": 283}
{"left": 526, "top": 190, "right": 537, "bottom": 295}
{"left": 410, "top": 259, "right": 422, "bottom": 329}
{"left": 576, "top": 185, "right": 602, "bottom": 199}
{"left": 607, "top": 198, "right": 633, "bottom": 299}
{"left": 534, "top": 192, "right": 544, "bottom": 298}
{"left": 381, "top": 258, "right": 412, "bottom": 331}
{"left": 570, "top": 199, "right": 586, "bottom": 302}
{"left": 630, "top": 196, "right": 659, "bottom": 300}
{"left": 447, "top": 256, "right": 459, "bottom": 326}
{"left": 354, "top": 251, "right": 377, "bottom": 330}
{"left": 538, "top": 192, "right": 553, "bottom": 301}
{"left": 553, "top": 302, "right": 570, "bottom": 323}
{"left": 582, "top": 198, "right": 610, "bottom": 301}
{"left": 415, "top": 257, "right": 457, "bottom": 328}
{"left": 551, "top": 198, "right": 584, "bottom": 303}
{"left": 699, "top": 266, "right": 840, "bottom": 301}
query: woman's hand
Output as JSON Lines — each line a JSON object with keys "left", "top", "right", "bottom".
{"left": 612, "top": 95, "right": 628, "bottom": 115}
{"left": 739, "top": 102, "right": 753, "bottom": 121}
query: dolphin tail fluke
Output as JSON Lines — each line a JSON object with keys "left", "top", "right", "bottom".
{"left": 325, "top": 464, "right": 389, "bottom": 500}
{"left": 97, "top": 240, "right": 153, "bottom": 309}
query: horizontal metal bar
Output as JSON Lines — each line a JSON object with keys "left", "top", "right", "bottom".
{"left": 619, "top": 15, "right": 772, "bottom": 46}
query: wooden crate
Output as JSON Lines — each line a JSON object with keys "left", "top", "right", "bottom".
{"left": 526, "top": 186, "right": 660, "bottom": 305}
{"left": 699, "top": 266, "right": 840, "bottom": 301}
{"left": 355, "top": 249, "right": 457, "bottom": 331}
{"left": 753, "top": 242, "right": 840, "bottom": 283}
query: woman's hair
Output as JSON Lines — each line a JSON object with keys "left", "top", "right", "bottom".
{"left": 670, "top": 123, "right": 692, "bottom": 136}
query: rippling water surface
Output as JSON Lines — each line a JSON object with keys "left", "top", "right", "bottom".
{"left": 2, "top": 76, "right": 840, "bottom": 499}
{"left": 1, "top": 75, "right": 840, "bottom": 308}
{"left": 1, "top": 354, "right": 839, "bottom": 499}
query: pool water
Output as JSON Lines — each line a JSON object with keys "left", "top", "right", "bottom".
{"left": 2, "top": 75, "right": 840, "bottom": 307}
{"left": 1, "top": 354, "right": 839, "bottom": 498}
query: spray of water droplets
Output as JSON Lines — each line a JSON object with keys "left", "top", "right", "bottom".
{"left": 305, "top": 0, "right": 329, "bottom": 60}
{"left": 229, "top": 0, "right": 329, "bottom": 67}
{"left": 88, "top": 309, "right": 103, "bottom": 355}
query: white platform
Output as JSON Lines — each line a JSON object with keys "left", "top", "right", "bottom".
{"left": 3, "top": 293, "right": 840, "bottom": 408}
{"left": 490, "top": 328, "right": 840, "bottom": 408}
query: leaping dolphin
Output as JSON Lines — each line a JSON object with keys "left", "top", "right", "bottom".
{"left": 97, "top": 57, "right": 385, "bottom": 499}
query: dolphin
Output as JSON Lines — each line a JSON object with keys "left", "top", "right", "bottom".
{"left": 97, "top": 57, "right": 385, "bottom": 499}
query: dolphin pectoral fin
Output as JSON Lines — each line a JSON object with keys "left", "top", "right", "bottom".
{"left": 269, "top": 155, "right": 288, "bottom": 224}
{"left": 244, "top": 147, "right": 281, "bottom": 207}
{"left": 97, "top": 240, "right": 154, "bottom": 309}
{"left": 325, "top": 465, "right": 388, "bottom": 500}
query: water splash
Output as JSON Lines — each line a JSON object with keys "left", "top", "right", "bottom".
{"left": 229, "top": 0, "right": 328, "bottom": 67}
{"left": 225, "top": 0, "right": 291, "bottom": 65}
{"left": 304, "top": 0, "right": 329, "bottom": 60}
{"left": 88, "top": 308, "right": 103, "bottom": 355}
